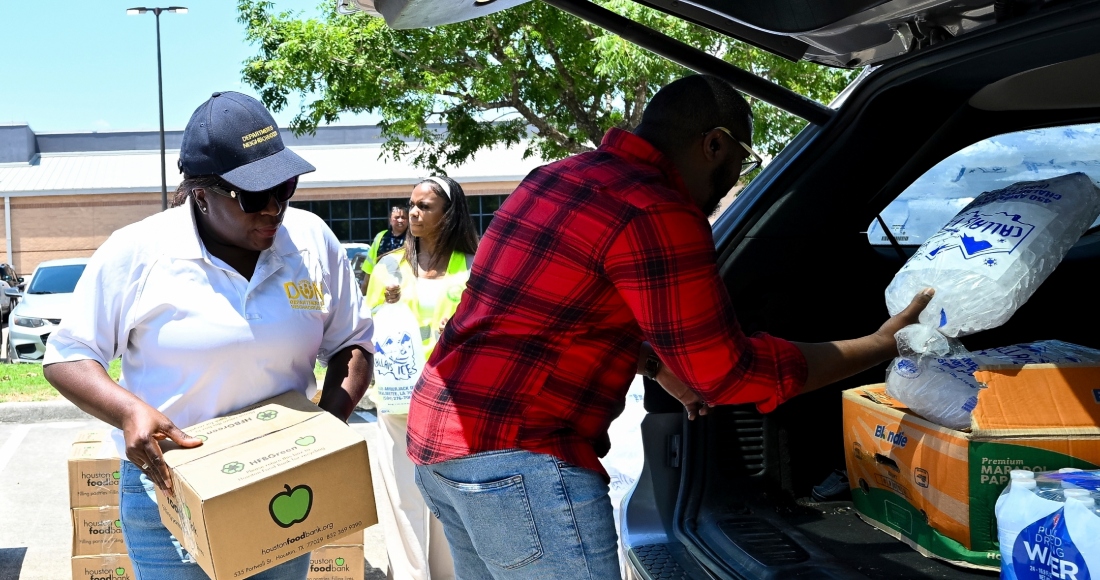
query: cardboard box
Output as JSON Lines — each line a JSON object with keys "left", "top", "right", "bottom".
{"left": 156, "top": 391, "right": 377, "bottom": 580}
{"left": 327, "top": 529, "right": 364, "bottom": 546}
{"left": 308, "top": 543, "right": 365, "bottom": 580}
{"left": 68, "top": 430, "right": 121, "bottom": 509}
{"left": 843, "top": 365, "right": 1100, "bottom": 570}
{"left": 71, "top": 553, "right": 133, "bottom": 580}
{"left": 72, "top": 506, "right": 125, "bottom": 556}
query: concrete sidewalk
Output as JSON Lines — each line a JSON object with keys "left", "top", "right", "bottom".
{"left": 0, "top": 399, "right": 93, "bottom": 423}
{"left": 0, "top": 409, "right": 388, "bottom": 580}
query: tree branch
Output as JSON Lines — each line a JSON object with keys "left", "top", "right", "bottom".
{"left": 530, "top": 24, "right": 604, "bottom": 146}
{"left": 481, "top": 23, "right": 589, "bottom": 154}
{"left": 626, "top": 79, "right": 647, "bottom": 130}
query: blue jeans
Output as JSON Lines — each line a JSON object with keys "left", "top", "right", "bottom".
{"left": 119, "top": 460, "right": 311, "bottom": 580}
{"left": 414, "top": 449, "right": 620, "bottom": 580}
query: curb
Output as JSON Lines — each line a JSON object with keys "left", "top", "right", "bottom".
{"left": 0, "top": 399, "right": 93, "bottom": 423}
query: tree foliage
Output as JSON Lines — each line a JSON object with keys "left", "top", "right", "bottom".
{"left": 239, "top": 0, "right": 854, "bottom": 172}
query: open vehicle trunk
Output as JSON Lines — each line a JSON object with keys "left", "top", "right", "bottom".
{"left": 623, "top": 2, "right": 1100, "bottom": 577}
{"left": 336, "top": 0, "right": 1100, "bottom": 576}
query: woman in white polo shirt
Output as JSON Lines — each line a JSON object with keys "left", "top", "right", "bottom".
{"left": 42, "top": 92, "right": 373, "bottom": 580}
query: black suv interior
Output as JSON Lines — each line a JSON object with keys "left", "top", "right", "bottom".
{"left": 622, "top": 3, "right": 1100, "bottom": 578}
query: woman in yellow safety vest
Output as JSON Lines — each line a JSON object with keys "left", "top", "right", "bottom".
{"left": 359, "top": 205, "right": 407, "bottom": 294}
{"left": 363, "top": 175, "right": 479, "bottom": 580}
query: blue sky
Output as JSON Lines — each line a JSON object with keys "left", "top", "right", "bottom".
{"left": 0, "top": 1, "right": 375, "bottom": 133}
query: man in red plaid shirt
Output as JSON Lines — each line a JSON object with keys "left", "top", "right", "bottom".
{"left": 407, "top": 75, "right": 932, "bottom": 578}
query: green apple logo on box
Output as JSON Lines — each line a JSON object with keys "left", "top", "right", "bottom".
{"left": 114, "top": 519, "right": 121, "bottom": 529}
{"left": 112, "top": 471, "right": 121, "bottom": 480}
{"left": 269, "top": 484, "right": 312, "bottom": 528}
{"left": 115, "top": 567, "right": 126, "bottom": 576}
{"left": 295, "top": 436, "right": 315, "bottom": 447}
{"left": 257, "top": 410, "right": 278, "bottom": 421}
{"left": 335, "top": 557, "right": 345, "bottom": 566}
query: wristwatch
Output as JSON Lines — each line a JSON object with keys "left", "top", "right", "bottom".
{"left": 642, "top": 354, "right": 661, "bottom": 381}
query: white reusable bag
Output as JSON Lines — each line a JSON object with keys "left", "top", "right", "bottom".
{"left": 371, "top": 302, "right": 426, "bottom": 415}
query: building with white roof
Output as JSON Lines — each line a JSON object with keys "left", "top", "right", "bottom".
{"left": 0, "top": 124, "right": 542, "bottom": 275}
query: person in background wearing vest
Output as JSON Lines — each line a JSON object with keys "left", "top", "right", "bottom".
{"left": 360, "top": 205, "right": 408, "bottom": 294}
{"left": 363, "top": 175, "right": 478, "bottom": 580}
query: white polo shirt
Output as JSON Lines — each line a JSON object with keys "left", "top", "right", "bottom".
{"left": 44, "top": 199, "right": 373, "bottom": 453}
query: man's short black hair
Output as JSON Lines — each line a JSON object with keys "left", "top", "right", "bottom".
{"left": 639, "top": 75, "right": 753, "bottom": 146}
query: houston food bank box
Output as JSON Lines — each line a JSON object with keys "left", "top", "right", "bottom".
{"left": 68, "top": 430, "right": 121, "bottom": 509}
{"left": 842, "top": 364, "right": 1100, "bottom": 570}
{"left": 156, "top": 391, "right": 377, "bottom": 580}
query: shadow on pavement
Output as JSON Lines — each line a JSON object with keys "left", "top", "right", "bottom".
{"left": 0, "top": 547, "right": 27, "bottom": 579}
{"left": 365, "top": 566, "right": 386, "bottom": 579}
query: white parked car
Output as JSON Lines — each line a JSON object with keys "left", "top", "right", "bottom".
{"left": 4, "top": 258, "right": 89, "bottom": 363}
{"left": 343, "top": 242, "right": 373, "bottom": 288}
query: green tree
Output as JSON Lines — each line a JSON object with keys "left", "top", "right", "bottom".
{"left": 239, "top": 0, "right": 853, "bottom": 172}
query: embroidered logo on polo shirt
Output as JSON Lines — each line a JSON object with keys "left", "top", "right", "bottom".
{"left": 284, "top": 279, "right": 324, "bottom": 311}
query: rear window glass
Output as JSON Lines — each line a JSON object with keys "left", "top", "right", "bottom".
{"left": 869, "top": 123, "right": 1100, "bottom": 246}
{"left": 27, "top": 264, "right": 86, "bottom": 294}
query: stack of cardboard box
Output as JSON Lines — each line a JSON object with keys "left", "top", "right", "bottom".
{"left": 66, "top": 393, "right": 376, "bottom": 580}
{"left": 152, "top": 391, "right": 376, "bottom": 579}
{"left": 68, "top": 430, "right": 134, "bottom": 580}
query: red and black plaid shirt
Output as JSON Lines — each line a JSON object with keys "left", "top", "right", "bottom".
{"left": 407, "top": 129, "right": 807, "bottom": 476}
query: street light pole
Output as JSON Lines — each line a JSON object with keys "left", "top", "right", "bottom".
{"left": 127, "top": 6, "right": 187, "bottom": 211}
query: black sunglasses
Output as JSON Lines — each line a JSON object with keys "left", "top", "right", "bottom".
{"left": 201, "top": 176, "right": 299, "bottom": 213}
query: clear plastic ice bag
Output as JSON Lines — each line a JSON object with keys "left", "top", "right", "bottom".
{"left": 885, "top": 172, "right": 1100, "bottom": 347}
{"left": 885, "top": 341, "right": 1100, "bottom": 430}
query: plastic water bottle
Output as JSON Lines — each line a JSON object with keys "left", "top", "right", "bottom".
{"left": 1068, "top": 496, "right": 1096, "bottom": 508}
{"left": 886, "top": 172, "right": 1100, "bottom": 349}
{"left": 1035, "top": 482, "right": 1066, "bottom": 502}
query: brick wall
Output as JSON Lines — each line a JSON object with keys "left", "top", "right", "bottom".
{"left": 1, "top": 182, "right": 518, "bottom": 276}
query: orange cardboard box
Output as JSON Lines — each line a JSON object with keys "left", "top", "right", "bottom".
{"left": 155, "top": 391, "right": 376, "bottom": 580}
{"left": 72, "top": 506, "right": 125, "bottom": 557}
{"left": 843, "top": 364, "right": 1100, "bottom": 570}
{"left": 68, "top": 431, "right": 121, "bottom": 509}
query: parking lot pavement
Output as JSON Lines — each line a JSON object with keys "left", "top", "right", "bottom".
{"left": 0, "top": 412, "right": 388, "bottom": 580}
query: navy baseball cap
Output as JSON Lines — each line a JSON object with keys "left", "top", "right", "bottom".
{"left": 178, "top": 91, "right": 315, "bottom": 191}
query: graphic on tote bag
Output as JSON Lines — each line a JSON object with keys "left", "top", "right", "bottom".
{"left": 374, "top": 332, "right": 420, "bottom": 381}
{"left": 372, "top": 302, "right": 426, "bottom": 414}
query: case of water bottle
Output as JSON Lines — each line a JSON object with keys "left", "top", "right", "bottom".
{"left": 842, "top": 362, "right": 1100, "bottom": 571}
{"left": 996, "top": 469, "right": 1100, "bottom": 579}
